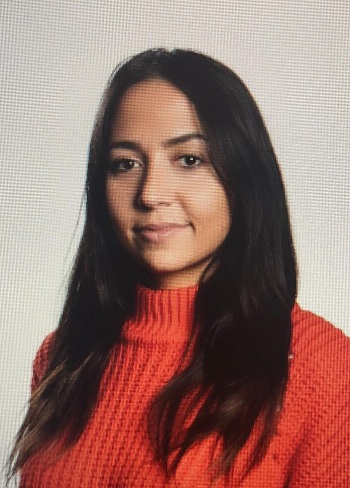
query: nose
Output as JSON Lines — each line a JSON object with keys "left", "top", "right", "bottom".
{"left": 136, "top": 160, "right": 173, "bottom": 209}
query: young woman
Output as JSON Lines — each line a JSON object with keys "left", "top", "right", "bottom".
{"left": 9, "top": 49, "right": 350, "bottom": 487}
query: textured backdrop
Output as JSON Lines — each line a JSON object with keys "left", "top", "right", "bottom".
{"left": 1, "top": 1, "right": 349, "bottom": 485}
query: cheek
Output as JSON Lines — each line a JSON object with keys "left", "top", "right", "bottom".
{"left": 106, "top": 184, "right": 130, "bottom": 234}
{"left": 193, "top": 186, "right": 231, "bottom": 232}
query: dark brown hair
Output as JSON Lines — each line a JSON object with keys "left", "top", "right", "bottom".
{"left": 8, "top": 48, "right": 297, "bottom": 482}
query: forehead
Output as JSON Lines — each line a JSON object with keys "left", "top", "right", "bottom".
{"left": 110, "top": 79, "right": 203, "bottom": 142}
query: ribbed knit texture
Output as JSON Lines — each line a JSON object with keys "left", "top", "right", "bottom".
{"left": 21, "top": 286, "right": 350, "bottom": 487}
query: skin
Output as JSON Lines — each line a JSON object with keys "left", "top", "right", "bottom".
{"left": 106, "top": 79, "right": 231, "bottom": 289}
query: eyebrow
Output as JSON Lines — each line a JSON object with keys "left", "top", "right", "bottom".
{"left": 108, "top": 133, "right": 206, "bottom": 152}
{"left": 164, "top": 133, "right": 206, "bottom": 147}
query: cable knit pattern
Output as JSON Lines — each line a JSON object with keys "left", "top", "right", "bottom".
{"left": 21, "top": 286, "right": 350, "bottom": 487}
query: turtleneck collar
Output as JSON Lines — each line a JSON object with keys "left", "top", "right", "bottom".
{"left": 122, "top": 284, "right": 198, "bottom": 344}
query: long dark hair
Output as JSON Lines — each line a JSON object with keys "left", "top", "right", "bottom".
{"left": 9, "top": 48, "right": 297, "bottom": 481}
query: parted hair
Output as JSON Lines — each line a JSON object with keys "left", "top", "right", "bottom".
{"left": 9, "top": 48, "right": 297, "bottom": 482}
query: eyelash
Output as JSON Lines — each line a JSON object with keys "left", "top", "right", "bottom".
{"left": 178, "top": 155, "right": 203, "bottom": 168}
{"left": 108, "top": 159, "right": 143, "bottom": 174}
{"left": 108, "top": 154, "right": 204, "bottom": 174}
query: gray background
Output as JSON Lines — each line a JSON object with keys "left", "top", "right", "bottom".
{"left": 1, "top": 1, "right": 349, "bottom": 484}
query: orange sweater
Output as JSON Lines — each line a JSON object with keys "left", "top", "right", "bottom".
{"left": 21, "top": 286, "right": 350, "bottom": 487}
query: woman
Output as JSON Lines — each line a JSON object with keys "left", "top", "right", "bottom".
{"left": 9, "top": 49, "right": 350, "bottom": 487}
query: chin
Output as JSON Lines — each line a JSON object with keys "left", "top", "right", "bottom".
{"left": 140, "top": 259, "right": 208, "bottom": 289}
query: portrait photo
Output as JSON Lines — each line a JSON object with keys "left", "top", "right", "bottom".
{"left": 1, "top": 1, "right": 349, "bottom": 486}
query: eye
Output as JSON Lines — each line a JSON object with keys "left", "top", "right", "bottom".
{"left": 178, "top": 155, "right": 202, "bottom": 168}
{"left": 108, "top": 159, "right": 142, "bottom": 174}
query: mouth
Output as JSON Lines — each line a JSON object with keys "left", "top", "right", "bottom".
{"left": 133, "top": 223, "right": 190, "bottom": 243}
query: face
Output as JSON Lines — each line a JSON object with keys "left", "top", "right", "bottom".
{"left": 106, "top": 79, "right": 231, "bottom": 289}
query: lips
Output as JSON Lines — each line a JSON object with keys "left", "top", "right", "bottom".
{"left": 134, "top": 223, "right": 189, "bottom": 243}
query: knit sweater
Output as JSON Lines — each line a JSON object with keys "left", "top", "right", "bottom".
{"left": 20, "top": 286, "right": 350, "bottom": 487}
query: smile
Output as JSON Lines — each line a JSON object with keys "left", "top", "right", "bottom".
{"left": 134, "top": 223, "right": 189, "bottom": 243}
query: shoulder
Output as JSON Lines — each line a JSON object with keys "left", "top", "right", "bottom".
{"left": 290, "top": 303, "right": 350, "bottom": 405}
{"left": 31, "top": 331, "right": 56, "bottom": 391}
{"left": 280, "top": 304, "right": 350, "bottom": 448}
{"left": 291, "top": 303, "right": 350, "bottom": 367}
{"left": 279, "top": 306, "right": 350, "bottom": 484}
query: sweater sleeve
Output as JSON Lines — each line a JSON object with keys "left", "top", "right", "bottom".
{"left": 288, "top": 323, "right": 350, "bottom": 487}
{"left": 31, "top": 332, "right": 55, "bottom": 393}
